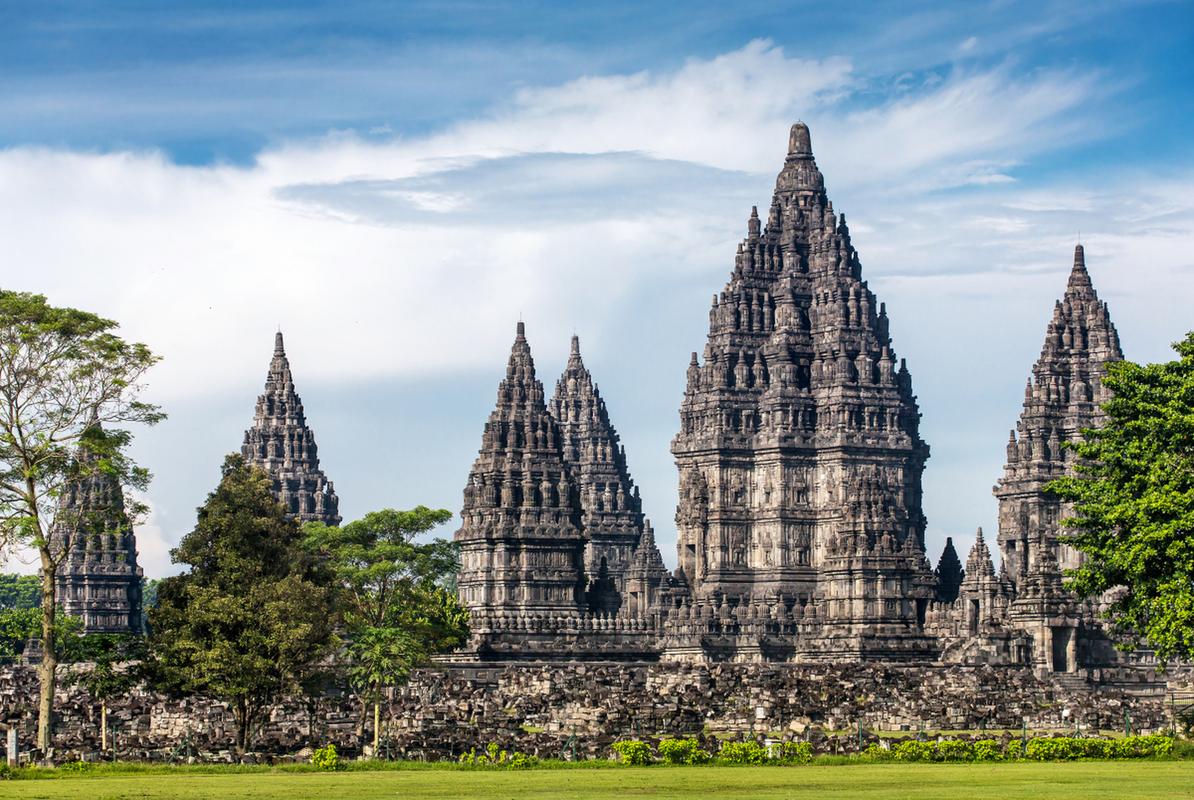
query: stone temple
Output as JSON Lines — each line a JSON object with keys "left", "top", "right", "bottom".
{"left": 55, "top": 124, "right": 1143, "bottom": 679}
{"left": 241, "top": 331, "right": 341, "bottom": 527}
{"left": 451, "top": 123, "right": 1136, "bottom": 674}
{"left": 52, "top": 424, "right": 144, "bottom": 635}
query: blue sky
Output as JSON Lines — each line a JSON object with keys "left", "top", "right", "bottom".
{"left": 1, "top": 1, "right": 1192, "bottom": 576}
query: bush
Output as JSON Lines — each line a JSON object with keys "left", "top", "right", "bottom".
{"left": 934, "top": 740, "right": 974, "bottom": 762}
{"left": 892, "top": 740, "right": 935, "bottom": 762}
{"left": 658, "top": 738, "right": 710, "bottom": 765}
{"left": 1025, "top": 735, "right": 1174, "bottom": 761}
{"left": 507, "top": 752, "right": 539, "bottom": 770}
{"left": 311, "top": 744, "right": 340, "bottom": 771}
{"left": 860, "top": 743, "right": 892, "bottom": 762}
{"left": 718, "top": 741, "right": 768, "bottom": 765}
{"left": 774, "top": 741, "right": 814, "bottom": 765}
{"left": 611, "top": 740, "right": 653, "bottom": 766}
{"left": 973, "top": 739, "right": 1002, "bottom": 761}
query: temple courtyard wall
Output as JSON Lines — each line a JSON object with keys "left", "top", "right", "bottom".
{"left": 1, "top": 662, "right": 1190, "bottom": 763}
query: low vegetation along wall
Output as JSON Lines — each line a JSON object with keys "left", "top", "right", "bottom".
{"left": 0, "top": 662, "right": 1186, "bottom": 763}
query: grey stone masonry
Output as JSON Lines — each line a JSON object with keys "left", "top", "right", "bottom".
{"left": 994, "top": 245, "right": 1125, "bottom": 672}
{"left": 0, "top": 662, "right": 1185, "bottom": 763}
{"left": 548, "top": 335, "right": 649, "bottom": 614}
{"left": 996, "top": 244, "right": 1122, "bottom": 588}
{"left": 669, "top": 122, "right": 935, "bottom": 660}
{"left": 456, "top": 323, "right": 589, "bottom": 655}
{"left": 52, "top": 424, "right": 143, "bottom": 635}
{"left": 241, "top": 331, "right": 340, "bottom": 526}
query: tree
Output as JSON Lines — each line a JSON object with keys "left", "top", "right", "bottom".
{"left": 0, "top": 573, "right": 40, "bottom": 609}
{"left": 65, "top": 633, "right": 146, "bottom": 753}
{"left": 0, "top": 607, "right": 82, "bottom": 664}
{"left": 0, "top": 291, "right": 162, "bottom": 754}
{"left": 1049, "top": 332, "right": 1194, "bottom": 662}
{"left": 934, "top": 537, "right": 965, "bottom": 603}
{"left": 147, "top": 455, "right": 336, "bottom": 752}
{"left": 304, "top": 507, "right": 469, "bottom": 753}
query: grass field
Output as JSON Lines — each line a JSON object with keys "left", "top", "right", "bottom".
{"left": 4, "top": 762, "right": 1193, "bottom": 800}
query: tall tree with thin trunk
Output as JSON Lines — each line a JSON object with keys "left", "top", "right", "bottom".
{"left": 0, "top": 291, "right": 161, "bottom": 756}
{"left": 304, "top": 508, "right": 468, "bottom": 754}
{"left": 148, "top": 455, "right": 337, "bottom": 753}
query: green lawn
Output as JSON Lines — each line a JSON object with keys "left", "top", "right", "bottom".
{"left": 4, "top": 762, "right": 1193, "bottom": 800}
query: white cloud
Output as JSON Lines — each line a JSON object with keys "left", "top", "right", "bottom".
{"left": 0, "top": 40, "right": 1191, "bottom": 576}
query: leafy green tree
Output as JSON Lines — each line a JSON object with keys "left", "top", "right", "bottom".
{"left": 304, "top": 507, "right": 469, "bottom": 753}
{"left": 0, "top": 291, "right": 162, "bottom": 754}
{"left": 0, "top": 574, "right": 40, "bottom": 609}
{"left": 1049, "top": 332, "right": 1194, "bottom": 662}
{"left": 140, "top": 577, "right": 161, "bottom": 633}
{"left": 0, "top": 607, "right": 82, "bottom": 664}
{"left": 147, "top": 455, "right": 336, "bottom": 752}
{"left": 65, "top": 634, "right": 146, "bottom": 753}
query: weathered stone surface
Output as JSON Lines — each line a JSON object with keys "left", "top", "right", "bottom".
{"left": 548, "top": 335, "right": 651, "bottom": 615}
{"left": 53, "top": 423, "right": 143, "bottom": 635}
{"left": 0, "top": 662, "right": 1185, "bottom": 764}
{"left": 455, "top": 322, "right": 591, "bottom": 656}
{"left": 241, "top": 331, "right": 340, "bottom": 526}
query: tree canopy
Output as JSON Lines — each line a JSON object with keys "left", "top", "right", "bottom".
{"left": 0, "top": 573, "right": 39, "bottom": 609}
{"left": 148, "top": 454, "right": 336, "bottom": 752}
{"left": 304, "top": 507, "right": 469, "bottom": 751}
{"left": 1050, "top": 332, "right": 1194, "bottom": 662}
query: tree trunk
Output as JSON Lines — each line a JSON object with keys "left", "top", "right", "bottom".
{"left": 372, "top": 701, "right": 380, "bottom": 755}
{"left": 234, "top": 698, "right": 249, "bottom": 755}
{"left": 101, "top": 700, "right": 108, "bottom": 753}
{"left": 36, "top": 556, "right": 57, "bottom": 759}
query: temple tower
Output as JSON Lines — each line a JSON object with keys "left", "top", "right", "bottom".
{"left": 53, "top": 426, "right": 143, "bottom": 634}
{"left": 671, "top": 122, "right": 935, "bottom": 659}
{"left": 241, "top": 332, "right": 341, "bottom": 526}
{"left": 995, "top": 245, "right": 1122, "bottom": 586}
{"left": 994, "top": 245, "right": 1123, "bottom": 672}
{"left": 548, "top": 335, "right": 647, "bottom": 613}
{"left": 456, "top": 323, "right": 587, "bottom": 624}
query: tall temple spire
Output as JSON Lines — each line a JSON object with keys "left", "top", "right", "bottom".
{"left": 996, "top": 245, "right": 1122, "bottom": 589}
{"left": 671, "top": 121, "right": 935, "bottom": 659}
{"left": 456, "top": 322, "right": 586, "bottom": 628}
{"left": 241, "top": 331, "right": 341, "bottom": 526}
{"left": 548, "top": 334, "right": 657, "bottom": 614}
{"left": 53, "top": 422, "right": 143, "bottom": 634}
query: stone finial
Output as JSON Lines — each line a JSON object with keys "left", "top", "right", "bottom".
{"left": 1067, "top": 243, "right": 1092, "bottom": 291}
{"left": 568, "top": 334, "right": 583, "bottom": 369}
{"left": 274, "top": 330, "right": 285, "bottom": 356}
{"left": 788, "top": 121, "right": 812, "bottom": 158}
{"left": 516, "top": 320, "right": 526, "bottom": 338}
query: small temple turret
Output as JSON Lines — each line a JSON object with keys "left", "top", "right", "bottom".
{"left": 241, "top": 331, "right": 341, "bottom": 526}
{"left": 548, "top": 335, "right": 655, "bottom": 614}
{"left": 455, "top": 323, "right": 588, "bottom": 656}
{"left": 53, "top": 423, "right": 143, "bottom": 634}
{"left": 995, "top": 245, "right": 1122, "bottom": 588}
{"left": 994, "top": 245, "right": 1125, "bottom": 673}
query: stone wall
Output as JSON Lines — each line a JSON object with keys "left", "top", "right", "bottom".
{"left": 0, "top": 662, "right": 1185, "bottom": 763}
